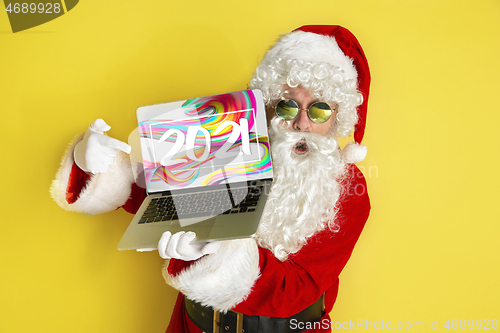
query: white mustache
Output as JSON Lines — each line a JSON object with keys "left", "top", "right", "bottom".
{"left": 269, "top": 117, "right": 338, "bottom": 155}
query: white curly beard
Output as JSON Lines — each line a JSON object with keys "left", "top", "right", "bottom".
{"left": 256, "top": 118, "right": 346, "bottom": 261}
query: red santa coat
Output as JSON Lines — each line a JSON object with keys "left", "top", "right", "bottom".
{"left": 165, "top": 163, "right": 370, "bottom": 332}
{"left": 51, "top": 139, "right": 370, "bottom": 333}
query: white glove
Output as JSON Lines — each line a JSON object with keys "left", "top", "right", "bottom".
{"left": 157, "top": 231, "right": 222, "bottom": 261}
{"left": 74, "top": 119, "right": 131, "bottom": 174}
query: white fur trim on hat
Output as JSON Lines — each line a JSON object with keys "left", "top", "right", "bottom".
{"left": 50, "top": 134, "right": 135, "bottom": 215}
{"left": 341, "top": 142, "right": 367, "bottom": 163}
{"left": 268, "top": 30, "right": 357, "bottom": 80}
{"left": 162, "top": 238, "right": 260, "bottom": 313}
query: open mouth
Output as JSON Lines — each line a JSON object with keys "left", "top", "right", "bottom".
{"left": 293, "top": 140, "right": 309, "bottom": 155}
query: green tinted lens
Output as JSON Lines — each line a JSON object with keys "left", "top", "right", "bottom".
{"left": 308, "top": 102, "right": 332, "bottom": 123}
{"left": 276, "top": 99, "right": 299, "bottom": 121}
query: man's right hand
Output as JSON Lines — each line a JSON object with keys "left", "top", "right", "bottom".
{"left": 158, "top": 231, "right": 222, "bottom": 261}
{"left": 73, "top": 119, "right": 132, "bottom": 174}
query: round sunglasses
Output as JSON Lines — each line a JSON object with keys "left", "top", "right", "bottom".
{"left": 274, "top": 98, "right": 334, "bottom": 124}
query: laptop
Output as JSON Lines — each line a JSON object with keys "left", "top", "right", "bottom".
{"left": 118, "top": 89, "right": 273, "bottom": 250}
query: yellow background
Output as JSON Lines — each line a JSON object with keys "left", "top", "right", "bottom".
{"left": 1, "top": 0, "right": 499, "bottom": 332}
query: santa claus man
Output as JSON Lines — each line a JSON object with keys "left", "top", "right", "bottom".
{"left": 51, "top": 25, "right": 371, "bottom": 333}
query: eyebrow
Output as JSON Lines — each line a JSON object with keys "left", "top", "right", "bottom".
{"left": 283, "top": 91, "right": 320, "bottom": 104}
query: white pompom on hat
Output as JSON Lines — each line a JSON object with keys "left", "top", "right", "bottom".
{"left": 266, "top": 25, "right": 371, "bottom": 163}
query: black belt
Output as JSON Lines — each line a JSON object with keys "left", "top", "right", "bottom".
{"left": 184, "top": 295, "right": 324, "bottom": 333}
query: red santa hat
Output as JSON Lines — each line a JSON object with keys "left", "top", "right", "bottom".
{"left": 251, "top": 25, "right": 371, "bottom": 163}
{"left": 296, "top": 26, "right": 370, "bottom": 143}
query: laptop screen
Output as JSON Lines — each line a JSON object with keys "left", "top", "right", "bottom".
{"left": 137, "top": 90, "right": 273, "bottom": 193}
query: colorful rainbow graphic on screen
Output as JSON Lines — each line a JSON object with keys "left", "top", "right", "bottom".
{"left": 138, "top": 90, "right": 272, "bottom": 191}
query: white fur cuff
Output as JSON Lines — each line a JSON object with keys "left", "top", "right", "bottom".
{"left": 162, "top": 238, "right": 260, "bottom": 313}
{"left": 50, "top": 134, "right": 135, "bottom": 215}
{"left": 341, "top": 142, "right": 367, "bottom": 163}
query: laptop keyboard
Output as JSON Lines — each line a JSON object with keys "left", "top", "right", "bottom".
{"left": 138, "top": 185, "right": 264, "bottom": 224}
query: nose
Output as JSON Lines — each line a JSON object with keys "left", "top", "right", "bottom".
{"left": 291, "top": 109, "right": 311, "bottom": 132}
